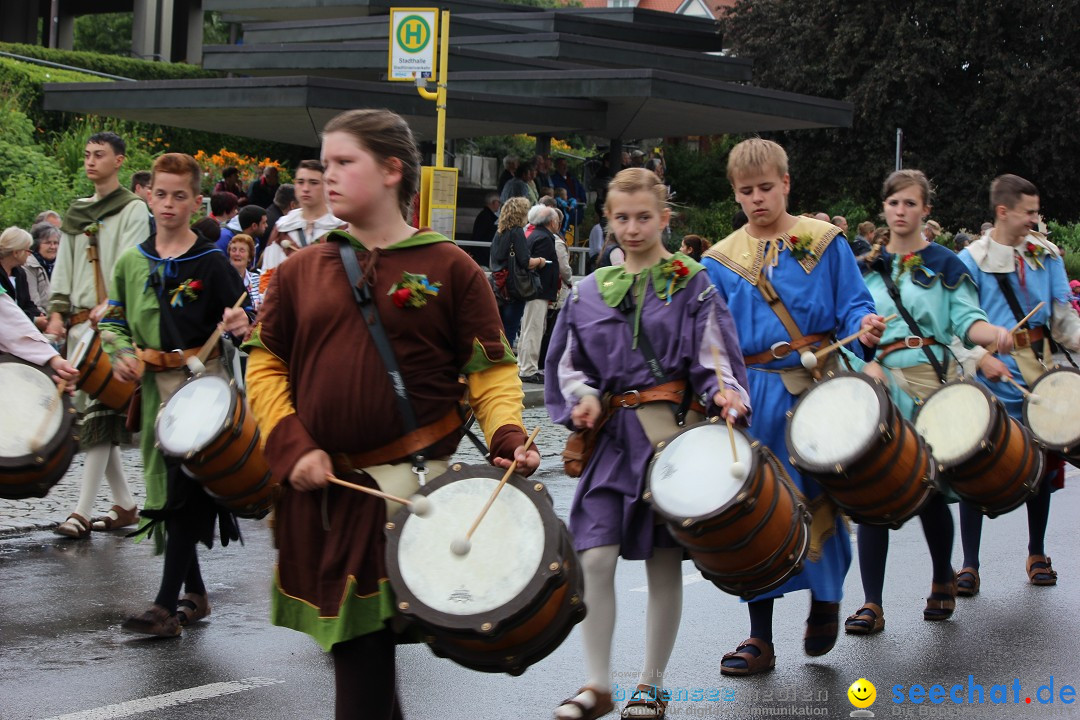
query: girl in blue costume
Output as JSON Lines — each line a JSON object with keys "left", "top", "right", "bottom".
{"left": 952, "top": 174, "right": 1080, "bottom": 594}
{"left": 545, "top": 168, "right": 750, "bottom": 720}
{"left": 839, "top": 170, "right": 1012, "bottom": 635}
{"left": 701, "top": 139, "right": 885, "bottom": 676}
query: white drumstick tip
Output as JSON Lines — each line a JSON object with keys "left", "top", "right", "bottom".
{"left": 185, "top": 356, "right": 206, "bottom": 375}
{"left": 1028, "top": 394, "right": 1041, "bottom": 405}
{"left": 408, "top": 495, "right": 431, "bottom": 517}
{"left": 730, "top": 461, "right": 747, "bottom": 480}
{"left": 800, "top": 351, "right": 818, "bottom": 370}
{"left": 450, "top": 537, "right": 471, "bottom": 556}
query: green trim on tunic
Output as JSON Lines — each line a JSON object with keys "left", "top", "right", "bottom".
{"left": 461, "top": 333, "right": 516, "bottom": 374}
{"left": 328, "top": 228, "right": 451, "bottom": 253}
{"left": 271, "top": 570, "right": 400, "bottom": 651}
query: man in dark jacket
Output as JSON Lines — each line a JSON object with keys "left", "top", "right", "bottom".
{"left": 517, "top": 205, "right": 560, "bottom": 382}
{"left": 471, "top": 192, "right": 500, "bottom": 245}
{"left": 247, "top": 166, "right": 280, "bottom": 208}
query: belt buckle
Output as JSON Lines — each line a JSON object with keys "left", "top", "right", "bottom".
{"left": 618, "top": 389, "right": 642, "bottom": 408}
{"left": 770, "top": 341, "right": 793, "bottom": 359}
{"left": 904, "top": 335, "right": 923, "bottom": 349}
{"left": 1014, "top": 328, "right": 1031, "bottom": 349}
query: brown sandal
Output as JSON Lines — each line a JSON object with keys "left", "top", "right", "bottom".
{"left": 1027, "top": 555, "right": 1058, "bottom": 586}
{"left": 844, "top": 603, "right": 885, "bottom": 635}
{"left": 955, "top": 567, "right": 980, "bottom": 597}
{"left": 923, "top": 579, "right": 957, "bottom": 621}
{"left": 121, "top": 605, "right": 181, "bottom": 637}
{"left": 805, "top": 601, "right": 840, "bottom": 656}
{"left": 720, "top": 637, "right": 775, "bottom": 676}
{"left": 621, "top": 684, "right": 669, "bottom": 719}
{"left": 55, "top": 513, "right": 91, "bottom": 539}
{"left": 176, "top": 592, "right": 211, "bottom": 626}
{"left": 91, "top": 504, "right": 139, "bottom": 532}
{"left": 554, "top": 686, "right": 614, "bottom": 720}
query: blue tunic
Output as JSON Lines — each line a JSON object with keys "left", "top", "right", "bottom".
{"left": 703, "top": 220, "right": 876, "bottom": 602}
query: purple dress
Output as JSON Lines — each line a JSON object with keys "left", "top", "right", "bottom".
{"left": 544, "top": 258, "right": 749, "bottom": 560}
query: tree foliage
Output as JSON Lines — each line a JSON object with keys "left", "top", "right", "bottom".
{"left": 719, "top": 0, "right": 1080, "bottom": 227}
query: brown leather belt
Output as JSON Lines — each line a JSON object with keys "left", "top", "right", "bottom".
{"left": 877, "top": 336, "right": 938, "bottom": 360}
{"left": 743, "top": 332, "right": 830, "bottom": 365}
{"left": 333, "top": 408, "right": 462, "bottom": 471}
{"left": 137, "top": 345, "right": 220, "bottom": 372}
{"left": 609, "top": 379, "right": 706, "bottom": 414}
{"left": 1014, "top": 325, "right": 1045, "bottom": 350}
{"left": 68, "top": 310, "right": 91, "bottom": 327}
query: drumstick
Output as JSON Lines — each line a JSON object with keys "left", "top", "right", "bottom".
{"left": 987, "top": 301, "right": 1046, "bottom": 354}
{"left": 451, "top": 426, "right": 541, "bottom": 556}
{"left": 1004, "top": 376, "right": 1041, "bottom": 404}
{"left": 710, "top": 346, "right": 747, "bottom": 480}
{"left": 803, "top": 314, "right": 899, "bottom": 368}
{"left": 30, "top": 380, "right": 67, "bottom": 453}
{"left": 191, "top": 292, "right": 248, "bottom": 371}
{"left": 325, "top": 473, "right": 432, "bottom": 516}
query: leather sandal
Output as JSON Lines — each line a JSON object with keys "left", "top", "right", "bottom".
{"left": 720, "top": 637, "right": 775, "bottom": 676}
{"left": 90, "top": 504, "right": 139, "bottom": 532}
{"left": 621, "top": 684, "right": 669, "bottom": 719}
{"left": 554, "top": 686, "right": 614, "bottom": 720}
{"left": 55, "top": 513, "right": 91, "bottom": 539}
{"left": 955, "top": 567, "right": 980, "bottom": 597}
{"left": 176, "top": 592, "right": 211, "bottom": 626}
{"left": 1027, "top": 555, "right": 1058, "bottom": 586}
{"left": 844, "top": 603, "right": 885, "bottom": 635}
{"left": 121, "top": 605, "right": 181, "bottom": 637}
{"left": 804, "top": 601, "right": 840, "bottom": 656}
{"left": 923, "top": 579, "right": 957, "bottom": 621}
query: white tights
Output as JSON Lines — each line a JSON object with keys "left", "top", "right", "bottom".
{"left": 73, "top": 444, "right": 135, "bottom": 519}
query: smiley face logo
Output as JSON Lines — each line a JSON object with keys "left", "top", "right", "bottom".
{"left": 848, "top": 678, "right": 876, "bottom": 709}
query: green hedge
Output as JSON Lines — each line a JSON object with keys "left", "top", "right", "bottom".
{"left": 0, "top": 42, "right": 216, "bottom": 81}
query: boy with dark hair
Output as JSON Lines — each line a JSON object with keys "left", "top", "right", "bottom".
{"left": 260, "top": 160, "right": 342, "bottom": 279}
{"left": 209, "top": 192, "right": 240, "bottom": 226}
{"left": 102, "top": 152, "right": 253, "bottom": 636}
{"left": 218, "top": 204, "right": 267, "bottom": 252}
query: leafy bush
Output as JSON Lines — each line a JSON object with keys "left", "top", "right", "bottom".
{"left": 669, "top": 198, "right": 741, "bottom": 246}
{"left": 0, "top": 42, "right": 216, "bottom": 81}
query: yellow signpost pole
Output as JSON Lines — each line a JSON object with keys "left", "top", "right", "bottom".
{"left": 415, "top": 9, "right": 449, "bottom": 169}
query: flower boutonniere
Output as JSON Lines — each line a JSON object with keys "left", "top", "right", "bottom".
{"left": 787, "top": 232, "right": 817, "bottom": 262}
{"left": 657, "top": 257, "right": 691, "bottom": 304}
{"left": 899, "top": 252, "right": 924, "bottom": 276}
{"left": 1025, "top": 241, "right": 1047, "bottom": 269}
{"left": 170, "top": 278, "right": 203, "bottom": 308}
{"left": 84, "top": 222, "right": 100, "bottom": 238}
{"left": 388, "top": 271, "right": 441, "bottom": 309}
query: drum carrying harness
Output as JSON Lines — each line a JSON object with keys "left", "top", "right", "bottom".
{"left": 873, "top": 256, "right": 949, "bottom": 383}
{"left": 991, "top": 272, "right": 1078, "bottom": 369}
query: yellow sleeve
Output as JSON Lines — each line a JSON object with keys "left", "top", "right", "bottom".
{"left": 246, "top": 346, "right": 298, "bottom": 448}
{"left": 466, "top": 361, "right": 527, "bottom": 460}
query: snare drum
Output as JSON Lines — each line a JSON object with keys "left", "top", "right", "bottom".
{"left": 915, "top": 380, "right": 1043, "bottom": 517}
{"left": 645, "top": 419, "right": 810, "bottom": 599}
{"left": 0, "top": 355, "right": 78, "bottom": 499}
{"left": 1024, "top": 367, "right": 1080, "bottom": 468}
{"left": 384, "top": 463, "right": 585, "bottom": 676}
{"left": 787, "top": 371, "right": 937, "bottom": 527}
{"left": 155, "top": 374, "right": 277, "bottom": 518}
{"left": 69, "top": 330, "right": 137, "bottom": 411}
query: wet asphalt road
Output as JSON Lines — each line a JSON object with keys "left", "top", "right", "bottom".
{"left": 2, "top": 406, "right": 1079, "bottom": 720}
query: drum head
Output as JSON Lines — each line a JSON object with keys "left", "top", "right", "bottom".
{"left": 0, "top": 362, "right": 65, "bottom": 461}
{"left": 1026, "top": 369, "right": 1080, "bottom": 449}
{"left": 789, "top": 375, "right": 883, "bottom": 469}
{"left": 914, "top": 382, "right": 991, "bottom": 465}
{"left": 69, "top": 332, "right": 93, "bottom": 367}
{"left": 648, "top": 422, "right": 752, "bottom": 518}
{"left": 396, "top": 474, "right": 546, "bottom": 616}
{"left": 156, "top": 375, "right": 234, "bottom": 456}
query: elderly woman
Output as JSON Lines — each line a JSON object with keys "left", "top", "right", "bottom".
{"left": 227, "top": 233, "right": 262, "bottom": 311}
{"left": 26, "top": 222, "right": 60, "bottom": 315}
{"left": 0, "top": 226, "right": 47, "bottom": 330}
{"left": 489, "top": 196, "right": 541, "bottom": 347}
{"left": 517, "top": 204, "right": 561, "bottom": 383}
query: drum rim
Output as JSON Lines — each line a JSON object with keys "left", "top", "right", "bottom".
{"left": 384, "top": 462, "right": 564, "bottom": 635}
{"left": 69, "top": 330, "right": 98, "bottom": 373}
{"left": 1024, "top": 367, "right": 1080, "bottom": 452}
{"left": 0, "top": 355, "right": 77, "bottom": 468}
{"left": 154, "top": 373, "right": 239, "bottom": 457}
{"left": 644, "top": 417, "right": 760, "bottom": 525}
{"left": 913, "top": 378, "right": 1001, "bottom": 469}
{"left": 785, "top": 370, "right": 891, "bottom": 474}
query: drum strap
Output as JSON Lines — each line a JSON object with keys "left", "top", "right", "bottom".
{"left": 615, "top": 292, "right": 695, "bottom": 426}
{"left": 991, "top": 273, "right": 1079, "bottom": 369}
{"left": 874, "top": 259, "right": 948, "bottom": 383}
{"left": 755, "top": 275, "right": 824, "bottom": 380}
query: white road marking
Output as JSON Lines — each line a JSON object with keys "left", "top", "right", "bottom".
{"left": 39, "top": 677, "right": 285, "bottom": 720}
{"left": 631, "top": 570, "right": 706, "bottom": 592}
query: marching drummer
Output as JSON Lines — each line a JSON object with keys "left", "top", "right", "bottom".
{"left": 100, "top": 152, "right": 253, "bottom": 637}
{"left": 951, "top": 174, "right": 1080, "bottom": 594}
{"left": 0, "top": 279, "right": 78, "bottom": 382}
{"left": 244, "top": 109, "right": 538, "bottom": 720}
{"left": 701, "top": 139, "right": 884, "bottom": 676}
{"left": 841, "top": 170, "right": 1013, "bottom": 635}
{"left": 45, "top": 132, "right": 149, "bottom": 539}
{"left": 545, "top": 167, "right": 749, "bottom": 720}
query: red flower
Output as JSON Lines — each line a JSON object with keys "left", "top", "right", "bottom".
{"left": 673, "top": 260, "right": 690, "bottom": 277}
{"left": 188, "top": 280, "right": 203, "bottom": 290}
{"left": 902, "top": 253, "right": 915, "bottom": 263}
{"left": 391, "top": 287, "right": 413, "bottom": 308}
{"left": 1026, "top": 242, "right": 1037, "bottom": 253}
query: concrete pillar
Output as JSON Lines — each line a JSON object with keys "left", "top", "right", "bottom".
{"left": 57, "top": 12, "right": 76, "bottom": 50}
{"left": 159, "top": 0, "right": 175, "bottom": 63}
{"left": 132, "top": 0, "right": 160, "bottom": 60}
{"left": 184, "top": 0, "right": 204, "bottom": 65}
{"left": 534, "top": 134, "right": 551, "bottom": 158}
{"left": 610, "top": 138, "right": 623, "bottom": 172}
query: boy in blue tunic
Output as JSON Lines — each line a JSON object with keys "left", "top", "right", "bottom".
{"left": 702, "top": 139, "right": 885, "bottom": 675}
{"left": 952, "top": 174, "right": 1080, "bottom": 594}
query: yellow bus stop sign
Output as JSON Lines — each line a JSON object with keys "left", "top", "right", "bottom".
{"left": 389, "top": 8, "right": 438, "bottom": 81}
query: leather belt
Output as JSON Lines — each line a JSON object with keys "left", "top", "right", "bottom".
{"left": 333, "top": 408, "right": 462, "bottom": 471}
{"left": 68, "top": 310, "right": 91, "bottom": 327}
{"left": 1013, "top": 325, "right": 1045, "bottom": 350}
{"left": 743, "top": 332, "right": 830, "bottom": 365}
{"left": 878, "top": 336, "right": 938, "bottom": 360}
{"left": 609, "top": 379, "right": 706, "bottom": 414}
{"left": 137, "top": 345, "right": 220, "bottom": 372}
